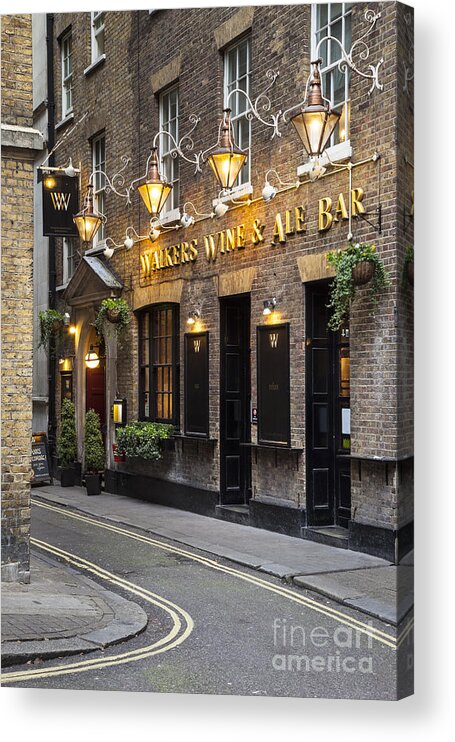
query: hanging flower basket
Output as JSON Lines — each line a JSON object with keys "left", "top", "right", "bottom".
{"left": 52, "top": 318, "right": 63, "bottom": 331}
{"left": 352, "top": 260, "right": 375, "bottom": 286}
{"left": 106, "top": 308, "right": 121, "bottom": 323}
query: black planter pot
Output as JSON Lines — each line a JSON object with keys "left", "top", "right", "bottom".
{"left": 60, "top": 466, "right": 76, "bottom": 487}
{"left": 85, "top": 473, "right": 102, "bottom": 496}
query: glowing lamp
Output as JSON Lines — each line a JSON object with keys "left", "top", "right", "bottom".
{"left": 290, "top": 59, "right": 341, "bottom": 158}
{"left": 137, "top": 147, "right": 172, "bottom": 216}
{"left": 112, "top": 398, "right": 127, "bottom": 426}
{"left": 85, "top": 345, "right": 100, "bottom": 369}
{"left": 73, "top": 185, "right": 103, "bottom": 243}
{"left": 206, "top": 109, "right": 247, "bottom": 191}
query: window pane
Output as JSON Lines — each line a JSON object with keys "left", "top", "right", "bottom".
{"left": 330, "top": 3, "right": 343, "bottom": 21}
{"left": 316, "top": 3, "right": 328, "bottom": 29}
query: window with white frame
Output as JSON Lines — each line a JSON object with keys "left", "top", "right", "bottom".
{"left": 159, "top": 86, "right": 179, "bottom": 216}
{"left": 312, "top": 3, "right": 352, "bottom": 147}
{"left": 91, "top": 11, "right": 105, "bottom": 63}
{"left": 92, "top": 133, "right": 106, "bottom": 245}
{"left": 61, "top": 31, "right": 73, "bottom": 118}
{"left": 62, "top": 238, "right": 76, "bottom": 284}
{"left": 224, "top": 36, "right": 251, "bottom": 188}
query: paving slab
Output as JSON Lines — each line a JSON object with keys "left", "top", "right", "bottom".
{"left": 1, "top": 552, "right": 148, "bottom": 667}
{"left": 31, "top": 485, "right": 413, "bottom": 625}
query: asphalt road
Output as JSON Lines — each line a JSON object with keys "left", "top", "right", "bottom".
{"left": 2, "top": 501, "right": 413, "bottom": 699}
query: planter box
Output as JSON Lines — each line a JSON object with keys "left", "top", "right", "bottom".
{"left": 60, "top": 466, "right": 75, "bottom": 487}
{"left": 85, "top": 473, "right": 102, "bottom": 496}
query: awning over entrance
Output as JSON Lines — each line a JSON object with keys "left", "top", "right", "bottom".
{"left": 63, "top": 256, "right": 123, "bottom": 307}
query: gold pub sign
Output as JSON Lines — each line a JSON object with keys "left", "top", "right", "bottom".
{"left": 140, "top": 187, "right": 366, "bottom": 279}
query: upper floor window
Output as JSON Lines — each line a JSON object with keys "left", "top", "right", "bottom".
{"left": 159, "top": 86, "right": 179, "bottom": 216}
{"left": 224, "top": 36, "right": 251, "bottom": 188}
{"left": 62, "top": 238, "right": 76, "bottom": 284}
{"left": 312, "top": 3, "right": 352, "bottom": 146}
{"left": 92, "top": 132, "right": 106, "bottom": 246}
{"left": 139, "top": 304, "right": 179, "bottom": 425}
{"left": 61, "top": 31, "right": 73, "bottom": 118}
{"left": 91, "top": 11, "right": 105, "bottom": 63}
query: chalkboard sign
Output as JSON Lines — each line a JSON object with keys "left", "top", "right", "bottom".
{"left": 257, "top": 323, "right": 291, "bottom": 446}
{"left": 32, "top": 433, "right": 53, "bottom": 484}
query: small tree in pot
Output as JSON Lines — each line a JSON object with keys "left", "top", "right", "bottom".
{"left": 84, "top": 409, "right": 105, "bottom": 495}
{"left": 57, "top": 399, "right": 78, "bottom": 486}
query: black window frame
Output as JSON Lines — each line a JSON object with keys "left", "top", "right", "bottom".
{"left": 138, "top": 303, "right": 180, "bottom": 426}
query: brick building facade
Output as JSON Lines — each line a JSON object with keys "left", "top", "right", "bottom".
{"left": 1, "top": 14, "right": 43, "bottom": 582}
{"left": 44, "top": 3, "right": 413, "bottom": 562}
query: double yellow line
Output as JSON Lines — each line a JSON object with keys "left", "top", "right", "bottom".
{"left": 1, "top": 537, "right": 194, "bottom": 684}
{"left": 31, "top": 499, "right": 412, "bottom": 650}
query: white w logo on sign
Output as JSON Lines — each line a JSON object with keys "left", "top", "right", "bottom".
{"left": 193, "top": 338, "right": 201, "bottom": 353}
{"left": 50, "top": 192, "right": 71, "bottom": 211}
{"left": 269, "top": 332, "right": 279, "bottom": 349}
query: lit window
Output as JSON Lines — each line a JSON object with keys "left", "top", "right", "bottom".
{"left": 62, "top": 238, "right": 76, "bottom": 284}
{"left": 139, "top": 304, "right": 179, "bottom": 424}
{"left": 224, "top": 36, "right": 251, "bottom": 187}
{"left": 92, "top": 133, "right": 106, "bottom": 246}
{"left": 91, "top": 11, "right": 105, "bottom": 63}
{"left": 159, "top": 86, "right": 179, "bottom": 215}
{"left": 61, "top": 31, "right": 73, "bottom": 118}
{"left": 312, "top": 3, "right": 352, "bottom": 146}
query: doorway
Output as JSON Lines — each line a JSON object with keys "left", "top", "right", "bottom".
{"left": 305, "top": 282, "right": 351, "bottom": 529}
{"left": 85, "top": 331, "right": 106, "bottom": 438}
{"left": 219, "top": 294, "right": 251, "bottom": 505}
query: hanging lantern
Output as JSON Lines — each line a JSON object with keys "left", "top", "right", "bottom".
{"left": 136, "top": 147, "right": 173, "bottom": 216}
{"left": 289, "top": 59, "right": 341, "bottom": 158}
{"left": 73, "top": 184, "right": 103, "bottom": 243}
{"left": 85, "top": 345, "right": 100, "bottom": 369}
{"left": 206, "top": 109, "right": 247, "bottom": 191}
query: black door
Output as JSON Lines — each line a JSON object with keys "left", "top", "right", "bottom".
{"left": 306, "top": 282, "right": 351, "bottom": 528}
{"left": 220, "top": 294, "right": 251, "bottom": 505}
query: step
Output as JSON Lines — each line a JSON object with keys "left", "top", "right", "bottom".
{"left": 216, "top": 504, "right": 250, "bottom": 526}
{"left": 301, "top": 525, "right": 349, "bottom": 550}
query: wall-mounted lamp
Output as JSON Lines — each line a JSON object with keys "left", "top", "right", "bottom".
{"left": 263, "top": 298, "right": 277, "bottom": 316}
{"left": 203, "top": 109, "right": 247, "bottom": 191}
{"left": 213, "top": 199, "right": 229, "bottom": 218}
{"left": 112, "top": 398, "right": 127, "bottom": 426}
{"left": 103, "top": 245, "right": 115, "bottom": 259}
{"left": 69, "top": 325, "right": 77, "bottom": 335}
{"left": 288, "top": 59, "right": 341, "bottom": 159}
{"left": 73, "top": 184, "right": 105, "bottom": 243}
{"left": 136, "top": 148, "right": 173, "bottom": 217}
{"left": 187, "top": 309, "right": 201, "bottom": 326}
{"left": 85, "top": 345, "right": 100, "bottom": 369}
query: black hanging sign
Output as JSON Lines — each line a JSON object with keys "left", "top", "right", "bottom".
{"left": 41, "top": 172, "right": 79, "bottom": 237}
{"left": 184, "top": 332, "right": 209, "bottom": 436}
{"left": 257, "top": 323, "right": 291, "bottom": 446}
{"left": 31, "top": 432, "right": 53, "bottom": 485}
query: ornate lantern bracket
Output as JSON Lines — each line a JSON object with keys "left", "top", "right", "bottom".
{"left": 89, "top": 155, "right": 132, "bottom": 203}
{"left": 152, "top": 114, "right": 203, "bottom": 174}
{"left": 225, "top": 69, "right": 283, "bottom": 139}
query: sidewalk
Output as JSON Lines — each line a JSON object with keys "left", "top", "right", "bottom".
{"left": 32, "top": 485, "right": 413, "bottom": 626}
{"left": 1, "top": 551, "right": 148, "bottom": 668}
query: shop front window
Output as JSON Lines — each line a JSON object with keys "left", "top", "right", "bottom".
{"left": 139, "top": 304, "right": 179, "bottom": 425}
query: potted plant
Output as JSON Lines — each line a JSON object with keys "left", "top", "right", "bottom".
{"left": 84, "top": 409, "right": 105, "bottom": 495}
{"left": 326, "top": 241, "right": 390, "bottom": 331}
{"left": 404, "top": 245, "right": 414, "bottom": 286}
{"left": 95, "top": 297, "right": 131, "bottom": 338}
{"left": 38, "top": 309, "right": 65, "bottom": 349}
{"left": 116, "top": 421, "right": 174, "bottom": 462}
{"left": 57, "top": 399, "right": 77, "bottom": 487}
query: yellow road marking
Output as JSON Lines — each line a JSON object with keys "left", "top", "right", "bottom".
{"left": 30, "top": 498, "right": 412, "bottom": 650}
{"left": 1, "top": 538, "right": 194, "bottom": 684}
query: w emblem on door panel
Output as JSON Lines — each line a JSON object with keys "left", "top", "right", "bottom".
{"left": 269, "top": 332, "right": 279, "bottom": 349}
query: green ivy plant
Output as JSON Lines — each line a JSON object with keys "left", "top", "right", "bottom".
{"left": 326, "top": 241, "right": 390, "bottom": 331}
{"left": 84, "top": 409, "right": 105, "bottom": 473}
{"left": 95, "top": 297, "right": 131, "bottom": 339}
{"left": 116, "top": 421, "right": 174, "bottom": 462}
{"left": 57, "top": 399, "right": 77, "bottom": 468}
{"left": 38, "top": 309, "right": 65, "bottom": 349}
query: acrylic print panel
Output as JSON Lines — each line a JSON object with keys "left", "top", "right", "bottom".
{"left": 1, "top": 2, "right": 413, "bottom": 701}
